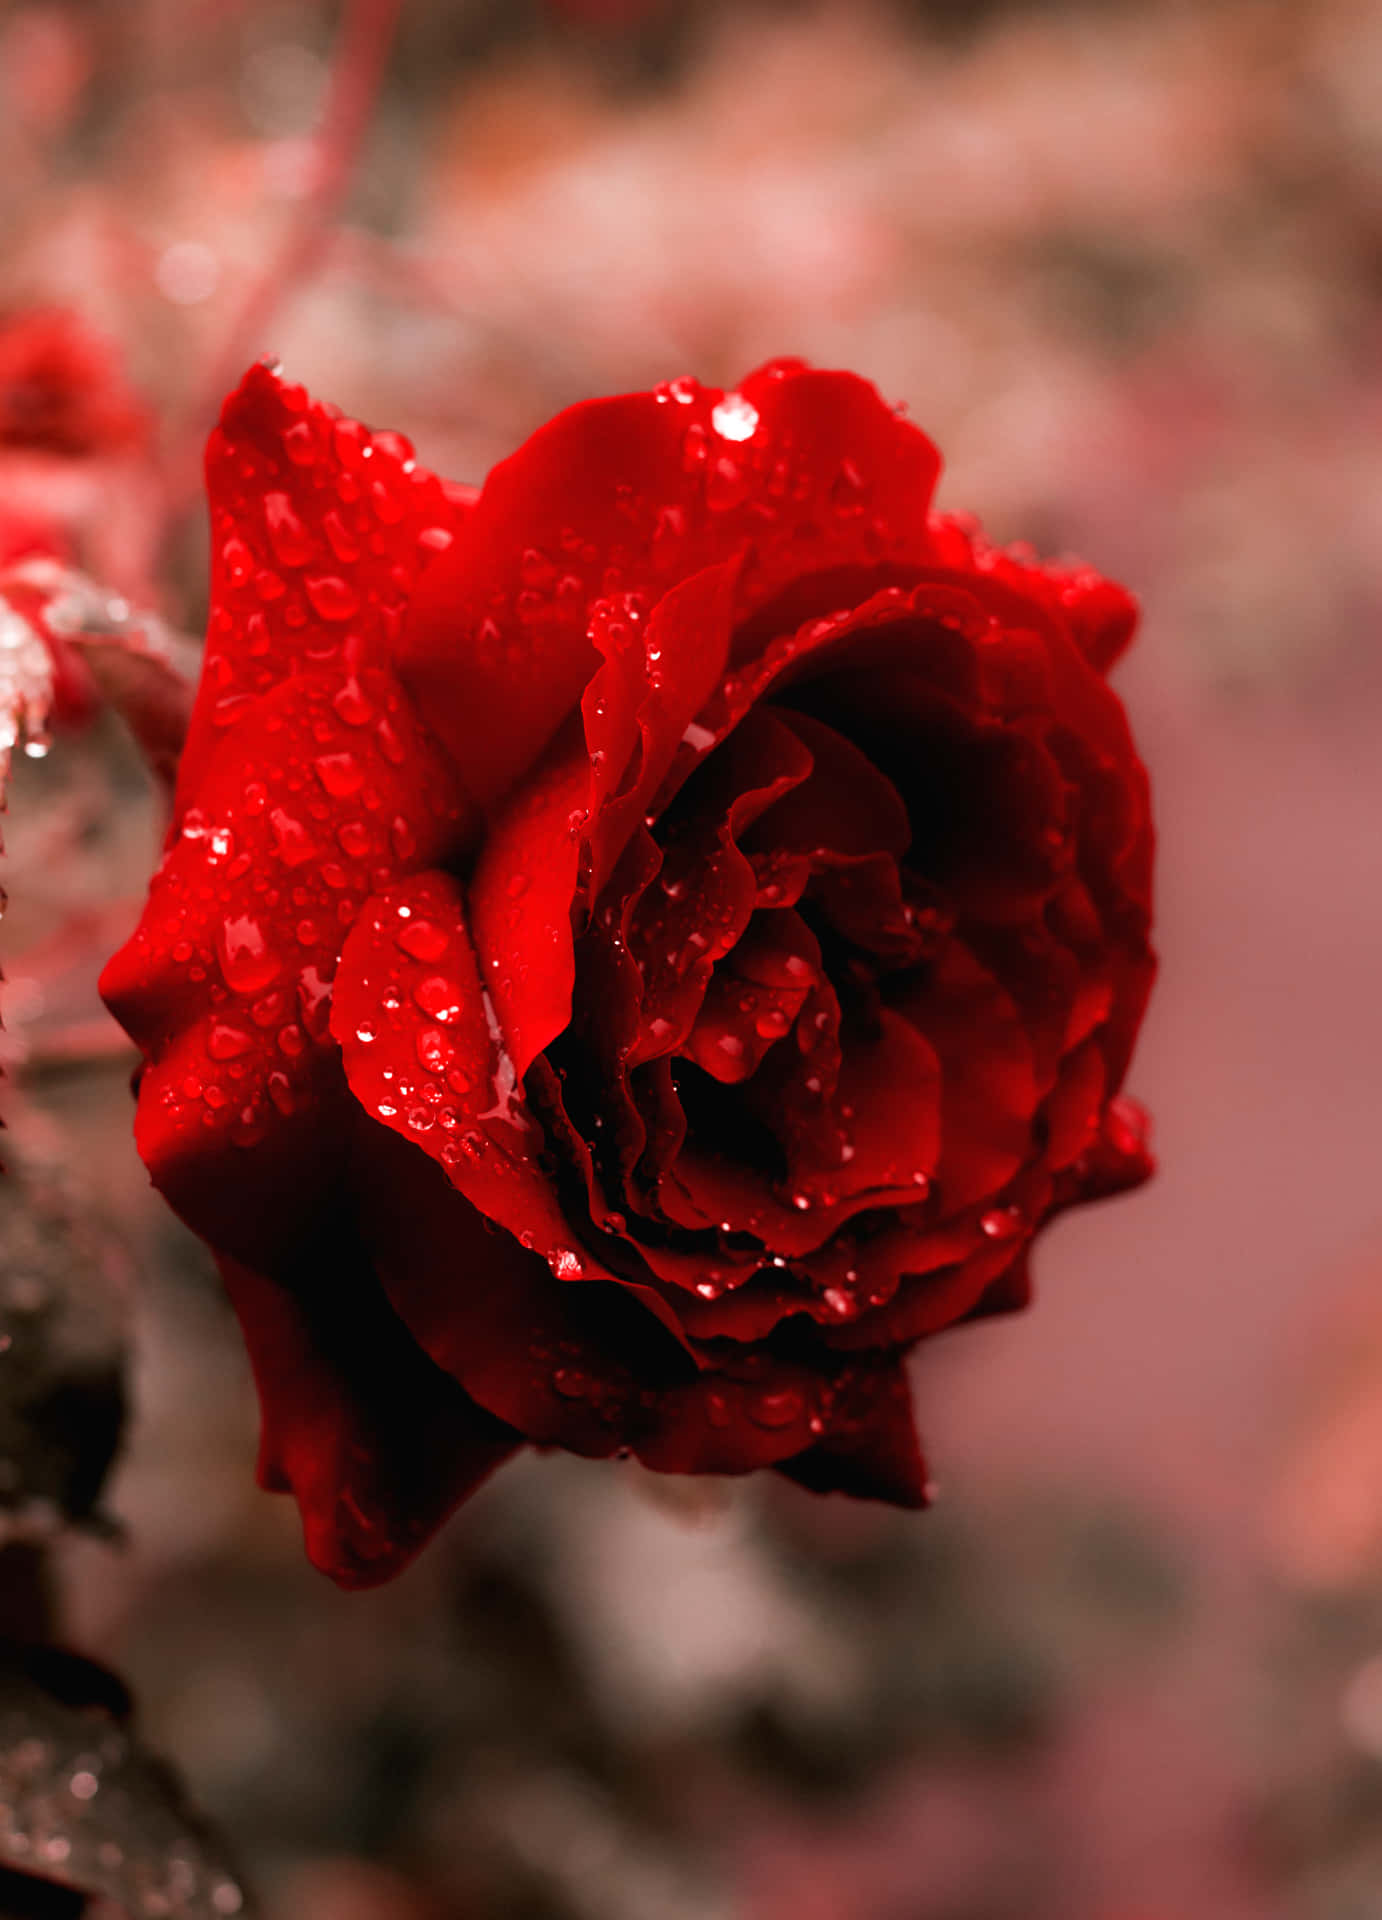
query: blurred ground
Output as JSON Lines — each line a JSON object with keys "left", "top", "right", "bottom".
{"left": 4, "top": 1, "right": 1382, "bottom": 1915}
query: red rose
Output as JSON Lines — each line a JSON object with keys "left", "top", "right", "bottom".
{"left": 101, "top": 359, "right": 1154, "bottom": 1587}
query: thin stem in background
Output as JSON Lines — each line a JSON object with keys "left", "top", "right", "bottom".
{"left": 164, "top": 0, "right": 406, "bottom": 513}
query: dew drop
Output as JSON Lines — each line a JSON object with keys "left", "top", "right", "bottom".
{"left": 283, "top": 420, "right": 316, "bottom": 465}
{"left": 748, "top": 1385, "right": 803, "bottom": 1429}
{"left": 414, "top": 975, "right": 463, "bottom": 1023}
{"left": 711, "top": 393, "right": 759, "bottom": 442}
{"left": 415, "top": 1026, "right": 453, "bottom": 1072}
{"left": 397, "top": 918, "right": 449, "bottom": 962}
{"left": 980, "top": 1203, "right": 1024, "bottom": 1240}
{"left": 207, "top": 1023, "right": 252, "bottom": 1061}
{"left": 216, "top": 915, "right": 281, "bottom": 994}
{"left": 263, "top": 490, "right": 314, "bottom": 566}
{"left": 270, "top": 808, "right": 317, "bottom": 866}
{"left": 314, "top": 751, "right": 364, "bottom": 797}
{"left": 333, "top": 678, "right": 374, "bottom": 726}
{"left": 305, "top": 574, "right": 360, "bottom": 622}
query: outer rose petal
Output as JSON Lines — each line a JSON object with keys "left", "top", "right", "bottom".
{"left": 927, "top": 513, "right": 1140, "bottom": 675}
{"left": 179, "top": 361, "right": 471, "bottom": 804}
{"left": 397, "top": 363, "right": 940, "bottom": 810}
{"left": 775, "top": 1361, "right": 929, "bottom": 1507}
{"left": 99, "top": 668, "right": 472, "bottom": 1268}
{"left": 221, "top": 1247, "right": 518, "bottom": 1589}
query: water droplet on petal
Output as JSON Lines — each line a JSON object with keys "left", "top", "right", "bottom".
{"left": 416, "top": 1026, "right": 453, "bottom": 1072}
{"left": 263, "top": 490, "right": 314, "bottom": 566}
{"left": 397, "top": 918, "right": 449, "bottom": 962}
{"left": 216, "top": 915, "right": 281, "bottom": 994}
{"left": 414, "top": 975, "right": 463, "bottom": 1023}
{"left": 748, "top": 1385, "right": 803, "bottom": 1429}
{"left": 314, "top": 751, "right": 363, "bottom": 797}
{"left": 980, "top": 1203, "right": 1024, "bottom": 1240}
{"left": 305, "top": 574, "right": 360, "bottom": 621}
{"left": 207, "top": 1023, "right": 252, "bottom": 1061}
{"left": 711, "top": 393, "right": 759, "bottom": 442}
{"left": 333, "top": 678, "right": 374, "bottom": 726}
{"left": 270, "top": 808, "right": 317, "bottom": 866}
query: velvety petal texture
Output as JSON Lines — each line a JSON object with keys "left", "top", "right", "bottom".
{"left": 103, "top": 358, "right": 1156, "bottom": 1585}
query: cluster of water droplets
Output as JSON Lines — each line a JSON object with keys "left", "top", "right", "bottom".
{"left": 204, "top": 365, "right": 457, "bottom": 733}
{"left": 147, "top": 658, "right": 464, "bottom": 1151}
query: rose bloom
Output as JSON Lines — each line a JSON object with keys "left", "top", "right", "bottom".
{"left": 102, "top": 359, "right": 1154, "bottom": 1587}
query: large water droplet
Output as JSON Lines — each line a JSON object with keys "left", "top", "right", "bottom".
{"left": 711, "top": 393, "right": 759, "bottom": 442}
{"left": 314, "top": 750, "right": 364, "bottom": 798}
{"left": 270, "top": 808, "right": 318, "bottom": 866}
{"left": 413, "top": 975, "right": 463, "bottom": 1023}
{"left": 416, "top": 1026, "right": 453, "bottom": 1072}
{"left": 333, "top": 678, "right": 374, "bottom": 726}
{"left": 338, "top": 820, "right": 372, "bottom": 859}
{"left": 207, "top": 1023, "right": 252, "bottom": 1061}
{"left": 748, "top": 1384, "right": 804, "bottom": 1429}
{"left": 396, "top": 918, "right": 449, "bottom": 962}
{"left": 263, "top": 490, "right": 314, "bottom": 566}
{"left": 305, "top": 574, "right": 360, "bottom": 621}
{"left": 980, "top": 1203, "right": 1023, "bottom": 1240}
{"left": 216, "top": 915, "right": 281, "bottom": 994}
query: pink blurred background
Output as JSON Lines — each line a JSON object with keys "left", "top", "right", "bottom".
{"left": 4, "top": 2, "right": 1382, "bottom": 1915}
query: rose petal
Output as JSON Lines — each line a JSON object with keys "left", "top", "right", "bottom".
{"left": 891, "top": 937, "right": 1039, "bottom": 1215}
{"left": 581, "top": 557, "right": 739, "bottom": 900}
{"left": 775, "top": 1360, "right": 929, "bottom": 1507}
{"left": 332, "top": 868, "right": 696, "bottom": 1353}
{"left": 99, "top": 667, "right": 471, "bottom": 1268}
{"left": 179, "top": 361, "right": 471, "bottom": 805}
{"left": 221, "top": 1246, "right": 518, "bottom": 1589}
{"left": 397, "top": 362, "right": 939, "bottom": 810}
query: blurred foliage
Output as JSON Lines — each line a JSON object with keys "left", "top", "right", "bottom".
{"left": 0, "top": 0, "right": 1379, "bottom": 1914}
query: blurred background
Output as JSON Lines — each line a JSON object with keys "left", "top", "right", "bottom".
{"left": 1, "top": 0, "right": 1382, "bottom": 1914}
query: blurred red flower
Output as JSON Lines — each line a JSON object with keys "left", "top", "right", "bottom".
{"left": 0, "top": 311, "right": 153, "bottom": 744}
{"left": 102, "top": 359, "right": 1155, "bottom": 1586}
{"left": 0, "top": 309, "right": 145, "bottom": 460}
